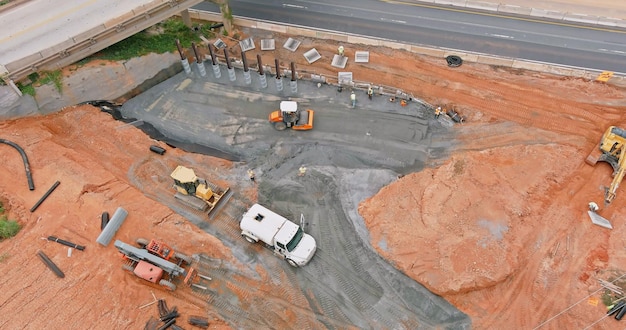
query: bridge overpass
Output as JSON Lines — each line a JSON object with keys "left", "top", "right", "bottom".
{"left": 0, "top": 0, "right": 206, "bottom": 88}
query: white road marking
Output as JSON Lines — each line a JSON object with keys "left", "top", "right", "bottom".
{"left": 283, "top": 4, "right": 307, "bottom": 9}
{"left": 489, "top": 33, "right": 514, "bottom": 39}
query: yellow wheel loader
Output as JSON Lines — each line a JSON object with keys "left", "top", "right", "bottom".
{"left": 170, "top": 165, "right": 231, "bottom": 216}
{"left": 586, "top": 126, "right": 626, "bottom": 204}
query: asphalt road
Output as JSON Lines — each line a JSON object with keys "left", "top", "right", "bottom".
{"left": 118, "top": 66, "right": 468, "bottom": 328}
{"left": 195, "top": 0, "right": 626, "bottom": 73}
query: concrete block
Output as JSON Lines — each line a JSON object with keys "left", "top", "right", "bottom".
{"left": 381, "top": 41, "right": 411, "bottom": 51}
{"left": 529, "top": 9, "right": 564, "bottom": 20}
{"left": 497, "top": 4, "right": 532, "bottom": 16}
{"left": 318, "top": 32, "right": 347, "bottom": 42}
{"left": 465, "top": 1, "right": 498, "bottom": 11}
{"left": 545, "top": 66, "right": 585, "bottom": 77}
{"left": 347, "top": 36, "right": 380, "bottom": 47}
{"left": 563, "top": 14, "right": 600, "bottom": 25}
{"left": 476, "top": 55, "right": 514, "bottom": 67}
{"left": 410, "top": 46, "right": 446, "bottom": 58}
{"left": 256, "top": 21, "right": 286, "bottom": 33}
{"left": 596, "top": 17, "right": 621, "bottom": 27}
{"left": 288, "top": 27, "right": 316, "bottom": 37}
{"left": 511, "top": 60, "right": 550, "bottom": 72}
{"left": 435, "top": 0, "right": 467, "bottom": 6}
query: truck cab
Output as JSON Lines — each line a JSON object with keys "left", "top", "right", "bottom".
{"left": 240, "top": 203, "right": 317, "bottom": 267}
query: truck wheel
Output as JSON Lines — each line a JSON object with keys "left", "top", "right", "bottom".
{"left": 274, "top": 122, "right": 287, "bottom": 131}
{"left": 286, "top": 259, "right": 299, "bottom": 268}
{"left": 122, "top": 264, "right": 134, "bottom": 272}
{"left": 136, "top": 238, "right": 149, "bottom": 248}
{"left": 159, "top": 279, "right": 176, "bottom": 291}
{"left": 243, "top": 235, "right": 255, "bottom": 243}
{"left": 174, "top": 252, "right": 192, "bottom": 264}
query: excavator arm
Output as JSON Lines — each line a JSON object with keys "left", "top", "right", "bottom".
{"left": 606, "top": 153, "right": 626, "bottom": 204}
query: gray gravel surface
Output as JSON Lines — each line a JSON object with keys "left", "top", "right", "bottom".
{"left": 118, "top": 66, "right": 469, "bottom": 329}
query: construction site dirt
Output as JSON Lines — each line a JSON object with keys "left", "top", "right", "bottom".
{"left": 2, "top": 23, "right": 626, "bottom": 330}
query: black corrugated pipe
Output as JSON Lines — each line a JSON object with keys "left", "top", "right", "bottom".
{"left": 224, "top": 49, "right": 232, "bottom": 69}
{"left": 101, "top": 212, "right": 109, "bottom": 230}
{"left": 47, "top": 236, "right": 86, "bottom": 251}
{"left": 30, "top": 180, "right": 60, "bottom": 212}
{"left": 274, "top": 59, "right": 280, "bottom": 78}
{"left": 191, "top": 43, "right": 201, "bottom": 64}
{"left": 241, "top": 51, "right": 249, "bottom": 72}
{"left": 257, "top": 55, "right": 264, "bottom": 75}
{"left": 157, "top": 318, "right": 176, "bottom": 330}
{"left": 37, "top": 250, "right": 65, "bottom": 278}
{"left": 291, "top": 62, "right": 296, "bottom": 81}
{"left": 208, "top": 45, "right": 217, "bottom": 65}
{"left": 175, "top": 39, "right": 185, "bottom": 60}
{"left": 0, "top": 138, "right": 34, "bottom": 190}
{"left": 188, "top": 316, "right": 209, "bottom": 328}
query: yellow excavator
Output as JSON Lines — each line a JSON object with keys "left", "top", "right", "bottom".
{"left": 585, "top": 126, "right": 626, "bottom": 204}
{"left": 170, "top": 165, "right": 231, "bottom": 216}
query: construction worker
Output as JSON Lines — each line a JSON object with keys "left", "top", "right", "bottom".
{"left": 350, "top": 91, "right": 356, "bottom": 108}
{"left": 367, "top": 86, "right": 373, "bottom": 100}
{"left": 400, "top": 99, "right": 407, "bottom": 107}
{"left": 338, "top": 45, "right": 344, "bottom": 57}
{"left": 298, "top": 166, "right": 307, "bottom": 177}
{"left": 435, "top": 106, "right": 442, "bottom": 118}
{"left": 247, "top": 169, "right": 255, "bottom": 182}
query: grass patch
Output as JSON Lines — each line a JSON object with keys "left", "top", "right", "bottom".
{"left": 39, "top": 70, "right": 63, "bottom": 93}
{"left": 0, "top": 201, "right": 20, "bottom": 239}
{"left": 0, "top": 215, "right": 20, "bottom": 239}
{"left": 79, "top": 18, "right": 214, "bottom": 63}
{"left": 17, "top": 82, "right": 35, "bottom": 96}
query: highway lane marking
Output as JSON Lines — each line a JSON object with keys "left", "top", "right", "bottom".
{"left": 0, "top": 0, "right": 99, "bottom": 44}
{"left": 380, "top": 17, "right": 407, "bottom": 24}
{"left": 489, "top": 33, "right": 514, "bottom": 39}
{"left": 283, "top": 3, "right": 307, "bottom": 9}
{"left": 382, "top": 0, "right": 626, "bottom": 34}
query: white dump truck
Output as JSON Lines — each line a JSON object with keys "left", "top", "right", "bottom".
{"left": 240, "top": 203, "right": 317, "bottom": 267}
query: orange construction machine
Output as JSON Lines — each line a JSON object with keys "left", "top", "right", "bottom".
{"left": 115, "top": 238, "right": 196, "bottom": 291}
{"left": 269, "top": 101, "right": 314, "bottom": 131}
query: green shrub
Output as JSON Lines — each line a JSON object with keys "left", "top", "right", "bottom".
{"left": 79, "top": 17, "right": 208, "bottom": 63}
{"left": 0, "top": 216, "right": 20, "bottom": 239}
